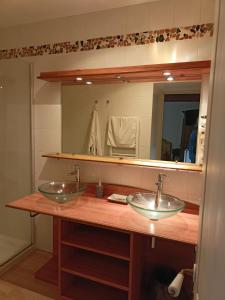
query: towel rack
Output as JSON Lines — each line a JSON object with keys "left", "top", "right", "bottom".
{"left": 109, "top": 152, "right": 137, "bottom": 158}
{"left": 108, "top": 120, "right": 140, "bottom": 158}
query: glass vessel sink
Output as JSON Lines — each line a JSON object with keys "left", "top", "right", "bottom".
{"left": 38, "top": 181, "right": 86, "bottom": 203}
{"left": 127, "top": 192, "right": 185, "bottom": 220}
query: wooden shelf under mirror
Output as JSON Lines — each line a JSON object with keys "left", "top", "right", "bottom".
{"left": 43, "top": 152, "right": 202, "bottom": 172}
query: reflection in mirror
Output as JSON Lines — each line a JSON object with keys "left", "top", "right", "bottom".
{"left": 62, "top": 79, "right": 207, "bottom": 165}
{"left": 62, "top": 82, "right": 153, "bottom": 159}
{"left": 151, "top": 82, "right": 201, "bottom": 164}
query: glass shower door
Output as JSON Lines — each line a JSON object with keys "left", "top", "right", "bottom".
{"left": 0, "top": 59, "right": 32, "bottom": 265}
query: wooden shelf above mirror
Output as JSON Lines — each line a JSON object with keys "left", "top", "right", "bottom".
{"left": 43, "top": 153, "right": 202, "bottom": 172}
{"left": 38, "top": 60, "right": 211, "bottom": 85}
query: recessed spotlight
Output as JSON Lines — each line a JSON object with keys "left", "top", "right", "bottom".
{"left": 0, "top": 85, "right": 3, "bottom": 89}
{"left": 86, "top": 81, "right": 93, "bottom": 85}
{"left": 76, "top": 77, "right": 83, "bottom": 81}
{"left": 163, "top": 71, "right": 171, "bottom": 76}
{"left": 116, "top": 75, "right": 121, "bottom": 79}
{"left": 167, "top": 76, "right": 174, "bottom": 81}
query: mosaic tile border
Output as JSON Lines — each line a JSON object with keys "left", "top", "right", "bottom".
{"left": 0, "top": 23, "right": 213, "bottom": 60}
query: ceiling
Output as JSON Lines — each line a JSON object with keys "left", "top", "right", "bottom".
{"left": 0, "top": 0, "right": 158, "bottom": 28}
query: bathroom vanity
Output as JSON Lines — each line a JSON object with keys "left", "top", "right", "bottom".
{"left": 7, "top": 184, "right": 198, "bottom": 300}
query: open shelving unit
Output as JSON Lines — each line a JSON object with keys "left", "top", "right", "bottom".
{"left": 61, "top": 222, "right": 130, "bottom": 261}
{"left": 61, "top": 246, "right": 129, "bottom": 290}
{"left": 61, "top": 273, "right": 128, "bottom": 300}
{"left": 59, "top": 220, "right": 145, "bottom": 300}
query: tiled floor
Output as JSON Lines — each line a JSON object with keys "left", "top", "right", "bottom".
{"left": 0, "top": 280, "right": 53, "bottom": 300}
{"left": 0, "top": 250, "right": 58, "bottom": 299}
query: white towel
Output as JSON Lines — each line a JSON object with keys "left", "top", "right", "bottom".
{"left": 107, "top": 116, "right": 138, "bottom": 148}
{"left": 88, "top": 109, "right": 103, "bottom": 156}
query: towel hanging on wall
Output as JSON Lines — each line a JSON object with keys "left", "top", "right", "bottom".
{"left": 107, "top": 116, "right": 138, "bottom": 148}
{"left": 88, "top": 108, "right": 103, "bottom": 156}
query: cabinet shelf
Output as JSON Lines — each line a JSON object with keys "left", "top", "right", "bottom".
{"left": 61, "top": 247, "right": 129, "bottom": 291}
{"left": 61, "top": 223, "right": 130, "bottom": 261}
{"left": 60, "top": 220, "right": 147, "bottom": 300}
{"left": 61, "top": 273, "right": 128, "bottom": 300}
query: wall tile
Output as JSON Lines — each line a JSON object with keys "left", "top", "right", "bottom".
{"left": 0, "top": 0, "right": 215, "bottom": 50}
{"left": 197, "top": 36, "right": 213, "bottom": 60}
{"left": 173, "top": 0, "right": 201, "bottom": 27}
{"left": 0, "top": 23, "right": 213, "bottom": 60}
{"left": 148, "top": 0, "right": 174, "bottom": 30}
{"left": 200, "top": 0, "right": 215, "bottom": 23}
{"left": 34, "top": 104, "right": 61, "bottom": 130}
{"left": 38, "top": 158, "right": 203, "bottom": 205}
{"left": 34, "top": 129, "right": 61, "bottom": 153}
{"left": 170, "top": 39, "right": 199, "bottom": 62}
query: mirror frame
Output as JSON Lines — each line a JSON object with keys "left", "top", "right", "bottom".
{"left": 38, "top": 60, "right": 211, "bottom": 172}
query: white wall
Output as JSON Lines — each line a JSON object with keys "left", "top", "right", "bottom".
{"left": 40, "top": 158, "right": 203, "bottom": 204}
{"left": 0, "top": 0, "right": 214, "bottom": 49}
{"left": 0, "top": 60, "right": 32, "bottom": 243}
{"left": 0, "top": 0, "right": 215, "bottom": 251}
{"left": 197, "top": 0, "right": 225, "bottom": 299}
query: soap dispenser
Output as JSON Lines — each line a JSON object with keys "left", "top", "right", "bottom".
{"left": 96, "top": 179, "right": 104, "bottom": 198}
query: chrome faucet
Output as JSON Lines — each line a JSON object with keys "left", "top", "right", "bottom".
{"left": 155, "top": 173, "right": 167, "bottom": 208}
{"left": 68, "top": 164, "right": 80, "bottom": 185}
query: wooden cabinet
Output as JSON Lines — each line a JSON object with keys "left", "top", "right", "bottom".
{"left": 7, "top": 190, "right": 198, "bottom": 299}
{"left": 59, "top": 220, "right": 145, "bottom": 300}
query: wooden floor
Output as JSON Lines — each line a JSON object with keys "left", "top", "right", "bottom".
{"left": 0, "top": 250, "right": 59, "bottom": 299}
{"left": 0, "top": 280, "right": 53, "bottom": 300}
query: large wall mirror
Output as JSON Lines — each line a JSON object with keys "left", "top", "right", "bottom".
{"left": 39, "top": 61, "right": 210, "bottom": 170}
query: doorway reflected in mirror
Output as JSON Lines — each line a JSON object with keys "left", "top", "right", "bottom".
{"left": 161, "top": 88, "right": 200, "bottom": 163}
{"left": 151, "top": 82, "right": 202, "bottom": 164}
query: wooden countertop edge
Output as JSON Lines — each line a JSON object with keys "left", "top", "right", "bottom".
{"left": 6, "top": 192, "right": 199, "bottom": 246}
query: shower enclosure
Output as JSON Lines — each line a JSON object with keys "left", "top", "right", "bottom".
{"left": 0, "top": 60, "right": 32, "bottom": 266}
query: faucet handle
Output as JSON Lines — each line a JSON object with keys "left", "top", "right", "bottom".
{"left": 67, "top": 164, "right": 80, "bottom": 184}
{"left": 155, "top": 174, "right": 167, "bottom": 187}
{"left": 67, "top": 164, "right": 79, "bottom": 176}
{"left": 158, "top": 173, "right": 167, "bottom": 182}
{"left": 74, "top": 164, "right": 80, "bottom": 183}
{"left": 73, "top": 164, "right": 79, "bottom": 171}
